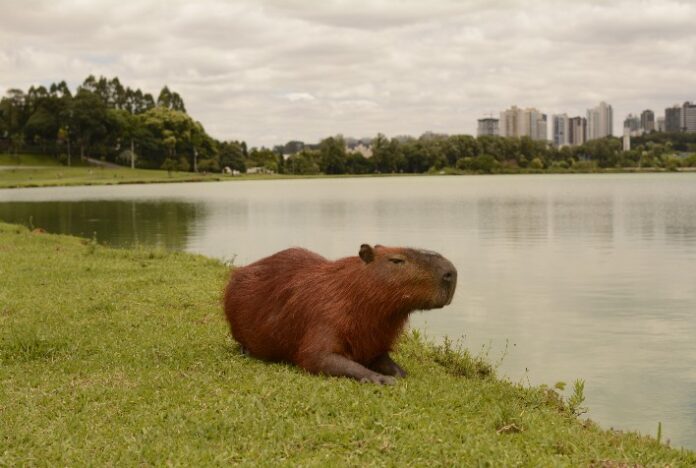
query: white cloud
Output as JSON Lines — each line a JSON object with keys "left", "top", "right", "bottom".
{"left": 284, "top": 92, "right": 315, "bottom": 102}
{"left": 1, "top": 0, "right": 695, "bottom": 146}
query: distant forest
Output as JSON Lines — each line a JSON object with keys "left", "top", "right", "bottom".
{"left": 1, "top": 76, "right": 696, "bottom": 174}
{"left": 0, "top": 75, "right": 246, "bottom": 172}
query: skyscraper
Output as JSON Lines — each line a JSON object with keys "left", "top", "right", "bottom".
{"left": 640, "top": 109, "right": 655, "bottom": 133}
{"left": 568, "top": 117, "right": 587, "bottom": 146}
{"left": 623, "top": 114, "right": 640, "bottom": 133}
{"left": 587, "top": 101, "right": 613, "bottom": 140}
{"left": 657, "top": 117, "right": 666, "bottom": 132}
{"left": 552, "top": 114, "right": 569, "bottom": 147}
{"left": 665, "top": 105, "right": 682, "bottom": 133}
{"left": 534, "top": 113, "right": 548, "bottom": 141}
{"left": 499, "top": 106, "right": 547, "bottom": 141}
{"left": 477, "top": 118, "right": 500, "bottom": 136}
{"left": 500, "top": 106, "right": 521, "bottom": 137}
{"left": 682, "top": 102, "right": 696, "bottom": 133}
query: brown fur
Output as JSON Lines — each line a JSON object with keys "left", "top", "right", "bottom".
{"left": 223, "top": 244, "right": 457, "bottom": 384}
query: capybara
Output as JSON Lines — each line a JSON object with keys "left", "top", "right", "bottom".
{"left": 223, "top": 244, "right": 457, "bottom": 385}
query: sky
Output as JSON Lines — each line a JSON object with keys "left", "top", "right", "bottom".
{"left": 1, "top": 0, "right": 695, "bottom": 147}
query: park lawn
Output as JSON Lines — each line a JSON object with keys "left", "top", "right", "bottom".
{"left": 0, "top": 165, "right": 414, "bottom": 189}
{"left": 0, "top": 165, "right": 225, "bottom": 188}
{"left": 0, "top": 153, "right": 64, "bottom": 167}
{"left": 0, "top": 222, "right": 694, "bottom": 466}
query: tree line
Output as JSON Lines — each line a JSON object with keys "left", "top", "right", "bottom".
{"left": 273, "top": 132, "right": 696, "bottom": 175}
{"left": 2, "top": 76, "right": 695, "bottom": 174}
{"left": 0, "top": 75, "right": 246, "bottom": 172}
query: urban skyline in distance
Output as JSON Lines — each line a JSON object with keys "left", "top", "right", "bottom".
{"left": 476, "top": 99, "right": 696, "bottom": 148}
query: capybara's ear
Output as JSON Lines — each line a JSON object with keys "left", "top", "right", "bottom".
{"left": 359, "top": 244, "right": 375, "bottom": 263}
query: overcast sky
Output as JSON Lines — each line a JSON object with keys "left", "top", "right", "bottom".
{"left": 1, "top": 0, "right": 695, "bottom": 146}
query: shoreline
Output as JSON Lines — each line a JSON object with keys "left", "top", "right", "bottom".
{"left": 0, "top": 220, "right": 694, "bottom": 464}
{"left": 1, "top": 165, "right": 695, "bottom": 190}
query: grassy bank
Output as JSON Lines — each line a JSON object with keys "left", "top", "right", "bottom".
{"left": 2, "top": 153, "right": 696, "bottom": 190}
{"left": 0, "top": 153, "right": 63, "bottom": 167}
{"left": 0, "top": 222, "right": 694, "bottom": 465}
{"left": 0, "top": 165, "right": 226, "bottom": 189}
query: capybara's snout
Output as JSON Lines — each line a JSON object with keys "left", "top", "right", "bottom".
{"left": 440, "top": 258, "right": 458, "bottom": 306}
{"left": 428, "top": 254, "right": 457, "bottom": 308}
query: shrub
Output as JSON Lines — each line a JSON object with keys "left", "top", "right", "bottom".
{"left": 529, "top": 157, "right": 544, "bottom": 170}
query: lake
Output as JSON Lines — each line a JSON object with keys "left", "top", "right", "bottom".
{"left": 1, "top": 174, "right": 695, "bottom": 449}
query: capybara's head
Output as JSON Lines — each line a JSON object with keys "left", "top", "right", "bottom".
{"left": 359, "top": 244, "right": 457, "bottom": 311}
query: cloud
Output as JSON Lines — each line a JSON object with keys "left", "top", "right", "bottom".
{"left": 284, "top": 92, "right": 315, "bottom": 102}
{"left": 1, "top": 0, "right": 695, "bottom": 146}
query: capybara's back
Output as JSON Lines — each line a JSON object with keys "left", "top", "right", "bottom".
{"left": 223, "top": 248, "right": 327, "bottom": 361}
{"left": 223, "top": 244, "right": 457, "bottom": 384}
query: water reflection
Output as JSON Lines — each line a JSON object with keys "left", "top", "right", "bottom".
{"left": 0, "top": 200, "right": 202, "bottom": 250}
{"left": 1, "top": 174, "right": 696, "bottom": 448}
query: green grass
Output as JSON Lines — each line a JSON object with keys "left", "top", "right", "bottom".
{"left": 0, "top": 222, "right": 694, "bottom": 466}
{"left": 0, "top": 153, "right": 63, "bottom": 167}
{"left": 0, "top": 165, "right": 226, "bottom": 188}
{"left": 0, "top": 164, "right": 421, "bottom": 189}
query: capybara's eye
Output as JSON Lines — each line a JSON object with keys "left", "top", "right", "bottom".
{"left": 389, "top": 257, "right": 405, "bottom": 265}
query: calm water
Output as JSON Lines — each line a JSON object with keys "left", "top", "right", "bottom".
{"left": 2, "top": 174, "right": 696, "bottom": 449}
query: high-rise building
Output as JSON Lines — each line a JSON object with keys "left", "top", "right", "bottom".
{"left": 682, "top": 101, "right": 696, "bottom": 133}
{"left": 499, "top": 106, "right": 547, "bottom": 141}
{"left": 477, "top": 118, "right": 500, "bottom": 136}
{"left": 568, "top": 117, "right": 587, "bottom": 146}
{"left": 552, "top": 114, "right": 569, "bottom": 147}
{"left": 640, "top": 109, "right": 655, "bottom": 133}
{"left": 535, "top": 113, "right": 548, "bottom": 141}
{"left": 587, "top": 101, "right": 613, "bottom": 140}
{"left": 665, "top": 105, "right": 682, "bottom": 133}
{"left": 623, "top": 114, "right": 640, "bottom": 133}
{"left": 657, "top": 117, "right": 666, "bottom": 132}
{"left": 500, "top": 106, "right": 523, "bottom": 137}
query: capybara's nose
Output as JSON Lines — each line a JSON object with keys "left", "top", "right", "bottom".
{"left": 442, "top": 264, "right": 457, "bottom": 284}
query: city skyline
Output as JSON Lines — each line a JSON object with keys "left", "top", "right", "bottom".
{"left": 475, "top": 99, "right": 694, "bottom": 146}
{"left": 1, "top": 0, "right": 696, "bottom": 147}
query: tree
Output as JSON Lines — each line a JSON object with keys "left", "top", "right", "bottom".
{"left": 69, "top": 89, "right": 108, "bottom": 163}
{"left": 163, "top": 132, "right": 177, "bottom": 160}
{"left": 24, "top": 106, "right": 58, "bottom": 153}
{"left": 161, "top": 158, "right": 177, "bottom": 176}
{"left": 402, "top": 141, "right": 432, "bottom": 173}
{"left": 107, "top": 108, "right": 143, "bottom": 168}
{"left": 286, "top": 150, "right": 320, "bottom": 174}
{"left": 197, "top": 158, "right": 220, "bottom": 172}
{"left": 319, "top": 136, "right": 347, "bottom": 174}
{"left": 219, "top": 141, "right": 246, "bottom": 172}
{"left": 139, "top": 106, "right": 204, "bottom": 169}
{"left": 157, "top": 86, "right": 186, "bottom": 113}
{"left": 248, "top": 147, "right": 279, "bottom": 172}
{"left": 345, "top": 152, "right": 374, "bottom": 174}
{"left": 372, "top": 133, "right": 404, "bottom": 173}
{"left": 9, "top": 132, "right": 25, "bottom": 161}
{"left": 0, "top": 89, "right": 27, "bottom": 137}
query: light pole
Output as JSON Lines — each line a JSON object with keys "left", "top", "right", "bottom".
{"left": 66, "top": 125, "right": 71, "bottom": 167}
{"left": 131, "top": 137, "right": 135, "bottom": 169}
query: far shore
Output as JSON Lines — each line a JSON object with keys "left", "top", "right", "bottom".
{"left": 1, "top": 163, "right": 695, "bottom": 190}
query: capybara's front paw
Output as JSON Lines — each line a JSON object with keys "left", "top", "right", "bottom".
{"left": 361, "top": 374, "right": 397, "bottom": 385}
{"left": 392, "top": 365, "right": 407, "bottom": 378}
